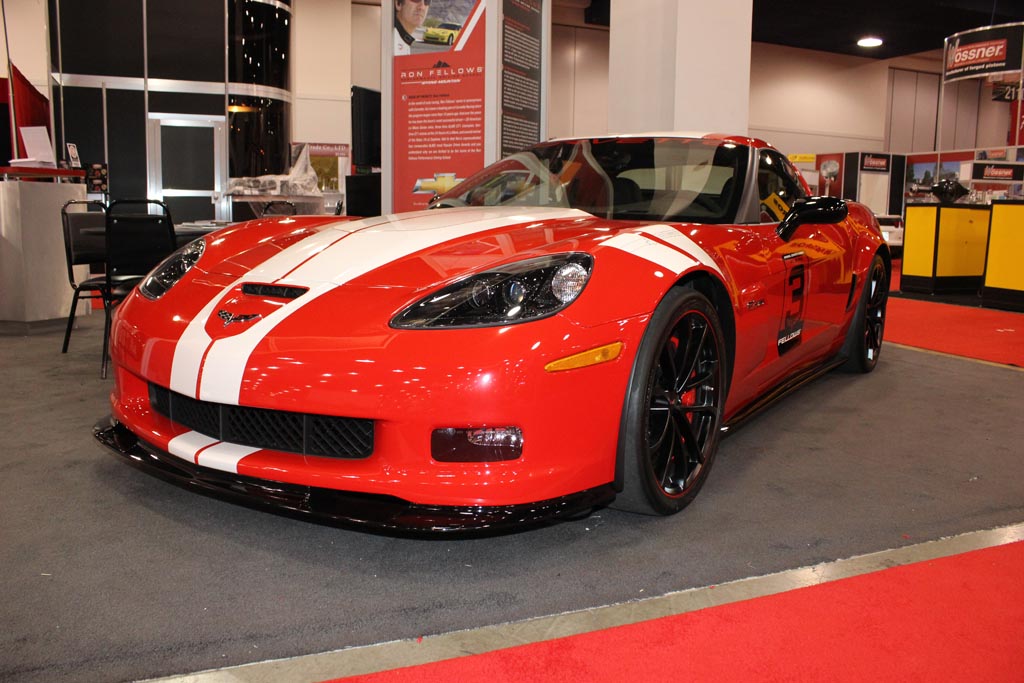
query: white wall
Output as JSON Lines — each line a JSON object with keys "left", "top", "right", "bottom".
{"left": 549, "top": 31, "right": 896, "bottom": 151}
{"left": 0, "top": 0, "right": 50, "bottom": 93}
{"left": 748, "top": 43, "right": 890, "bottom": 154}
{"left": 291, "top": 0, "right": 353, "bottom": 146}
{"left": 548, "top": 24, "right": 608, "bottom": 139}
{"left": 549, "top": 31, "right": 1010, "bottom": 157}
{"left": 608, "top": 0, "right": 751, "bottom": 134}
{"left": 551, "top": 31, "right": 895, "bottom": 152}
{"left": 351, "top": 3, "right": 381, "bottom": 90}
{"left": 939, "top": 78, "right": 980, "bottom": 150}
{"left": 977, "top": 91, "right": 1015, "bottom": 149}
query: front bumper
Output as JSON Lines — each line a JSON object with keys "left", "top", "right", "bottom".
{"left": 94, "top": 417, "right": 615, "bottom": 535}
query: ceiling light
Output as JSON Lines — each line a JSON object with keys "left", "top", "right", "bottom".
{"left": 858, "top": 37, "right": 883, "bottom": 48}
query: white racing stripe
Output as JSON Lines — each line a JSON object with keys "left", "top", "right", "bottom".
{"left": 603, "top": 233, "right": 699, "bottom": 274}
{"left": 197, "top": 280, "right": 336, "bottom": 403}
{"left": 171, "top": 207, "right": 590, "bottom": 406}
{"left": 603, "top": 225, "right": 723, "bottom": 276}
{"left": 636, "top": 224, "right": 722, "bottom": 274}
{"left": 196, "top": 442, "right": 263, "bottom": 474}
{"left": 168, "top": 220, "right": 366, "bottom": 396}
{"left": 165, "top": 431, "right": 262, "bottom": 473}
{"left": 167, "top": 431, "right": 219, "bottom": 464}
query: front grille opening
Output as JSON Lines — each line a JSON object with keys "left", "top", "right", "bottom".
{"left": 241, "top": 283, "right": 308, "bottom": 299}
{"left": 148, "top": 383, "right": 373, "bottom": 459}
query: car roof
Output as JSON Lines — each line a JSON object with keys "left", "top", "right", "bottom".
{"left": 544, "top": 132, "right": 775, "bottom": 150}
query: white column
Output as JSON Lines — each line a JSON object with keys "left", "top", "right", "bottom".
{"left": 608, "top": 0, "right": 752, "bottom": 134}
{"left": 291, "top": 0, "right": 353, "bottom": 146}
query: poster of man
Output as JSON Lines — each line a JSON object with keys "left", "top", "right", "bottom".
{"left": 394, "top": 0, "right": 474, "bottom": 56}
{"left": 393, "top": 0, "right": 429, "bottom": 56}
{"left": 390, "top": 0, "right": 485, "bottom": 211}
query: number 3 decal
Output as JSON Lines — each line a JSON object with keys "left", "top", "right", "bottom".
{"left": 778, "top": 252, "right": 807, "bottom": 355}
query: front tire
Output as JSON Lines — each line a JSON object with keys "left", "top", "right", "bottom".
{"left": 616, "top": 288, "right": 727, "bottom": 515}
{"left": 840, "top": 254, "right": 887, "bottom": 373}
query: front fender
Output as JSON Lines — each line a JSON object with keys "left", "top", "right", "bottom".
{"left": 845, "top": 201, "right": 890, "bottom": 282}
{"left": 568, "top": 226, "right": 732, "bottom": 328}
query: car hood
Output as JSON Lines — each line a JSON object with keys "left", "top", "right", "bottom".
{"left": 204, "top": 206, "right": 598, "bottom": 290}
{"left": 153, "top": 206, "right": 610, "bottom": 404}
{"left": 122, "top": 205, "right": 728, "bottom": 407}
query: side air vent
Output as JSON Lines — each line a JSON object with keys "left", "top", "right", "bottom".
{"left": 241, "top": 283, "right": 308, "bottom": 299}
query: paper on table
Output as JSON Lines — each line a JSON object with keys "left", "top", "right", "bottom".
{"left": 17, "top": 127, "right": 56, "bottom": 167}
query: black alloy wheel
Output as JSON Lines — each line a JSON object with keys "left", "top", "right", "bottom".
{"left": 617, "top": 288, "right": 726, "bottom": 515}
{"left": 841, "top": 253, "right": 887, "bottom": 373}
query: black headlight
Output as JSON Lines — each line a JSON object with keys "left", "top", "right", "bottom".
{"left": 392, "top": 253, "right": 593, "bottom": 329}
{"left": 139, "top": 239, "right": 206, "bottom": 300}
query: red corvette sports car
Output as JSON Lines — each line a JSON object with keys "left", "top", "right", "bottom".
{"left": 96, "top": 134, "right": 889, "bottom": 533}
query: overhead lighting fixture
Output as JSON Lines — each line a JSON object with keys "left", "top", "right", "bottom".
{"left": 858, "top": 36, "right": 883, "bottom": 48}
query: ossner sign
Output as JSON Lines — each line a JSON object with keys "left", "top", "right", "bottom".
{"left": 944, "top": 24, "right": 1023, "bottom": 83}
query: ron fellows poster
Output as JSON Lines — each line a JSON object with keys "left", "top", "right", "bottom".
{"left": 392, "top": 0, "right": 486, "bottom": 211}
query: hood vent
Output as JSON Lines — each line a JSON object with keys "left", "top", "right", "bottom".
{"left": 241, "top": 283, "right": 308, "bottom": 300}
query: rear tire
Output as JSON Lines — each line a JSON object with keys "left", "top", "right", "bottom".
{"left": 615, "top": 288, "right": 727, "bottom": 515}
{"left": 841, "top": 254, "right": 887, "bottom": 373}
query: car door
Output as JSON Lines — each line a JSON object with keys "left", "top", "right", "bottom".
{"left": 749, "top": 149, "right": 854, "bottom": 376}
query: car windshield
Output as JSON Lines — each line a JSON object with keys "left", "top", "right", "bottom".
{"left": 439, "top": 23, "right": 460, "bottom": 29}
{"left": 433, "top": 137, "right": 748, "bottom": 223}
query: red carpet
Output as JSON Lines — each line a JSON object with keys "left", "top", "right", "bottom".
{"left": 331, "top": 541, "right": 1024, "bottom": 682}
{"left": 886, "top": 259, "right": 1024, "bottom": 367}
{"left": 885, "top": 297, "right": 1024, "bottom": 367}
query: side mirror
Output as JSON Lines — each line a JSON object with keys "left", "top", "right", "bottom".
{"left": 776, "top": 196, "right": 848, "bottom": 241}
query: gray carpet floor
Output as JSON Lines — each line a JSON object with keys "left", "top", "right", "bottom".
{"left": 2, "top": 315, "right": 1023, "bottom": 683}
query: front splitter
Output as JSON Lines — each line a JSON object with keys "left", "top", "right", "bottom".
{"left": 94, "top": 418, "right": 615, "bottom": 536}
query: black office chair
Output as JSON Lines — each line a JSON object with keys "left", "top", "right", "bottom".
{"left": 101, "top": 199, "right": 177, "bottom": 378}
{"left": 61, "top": 200, "right": 110, "bottom": 354}
{"left": 262, "top": 200, "right": 296, "bottom": 216}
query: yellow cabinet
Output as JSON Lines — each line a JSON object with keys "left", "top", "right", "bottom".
{"left": 902, "top": 204, "right": 990, "bottom": 294}
{"left": 982, "top": 200, "right": 1024, "bottom": 311}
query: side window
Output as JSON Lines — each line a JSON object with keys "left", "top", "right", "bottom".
{"left": 757, "top": 151, "right": 807, "bottom": 222}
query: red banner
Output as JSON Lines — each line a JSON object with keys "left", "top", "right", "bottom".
{"left": 7, "top": 63, "right": 52, "bottom": 158}
{"left": 392, "top": 0, "right": 487, "bottom": 211}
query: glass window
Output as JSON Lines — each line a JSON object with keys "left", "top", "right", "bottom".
{"left": 757, "top": 150, "right": 807, "bottom": 222}
{"left": 437, "top": 137, "right": 748, "bottom": 223}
